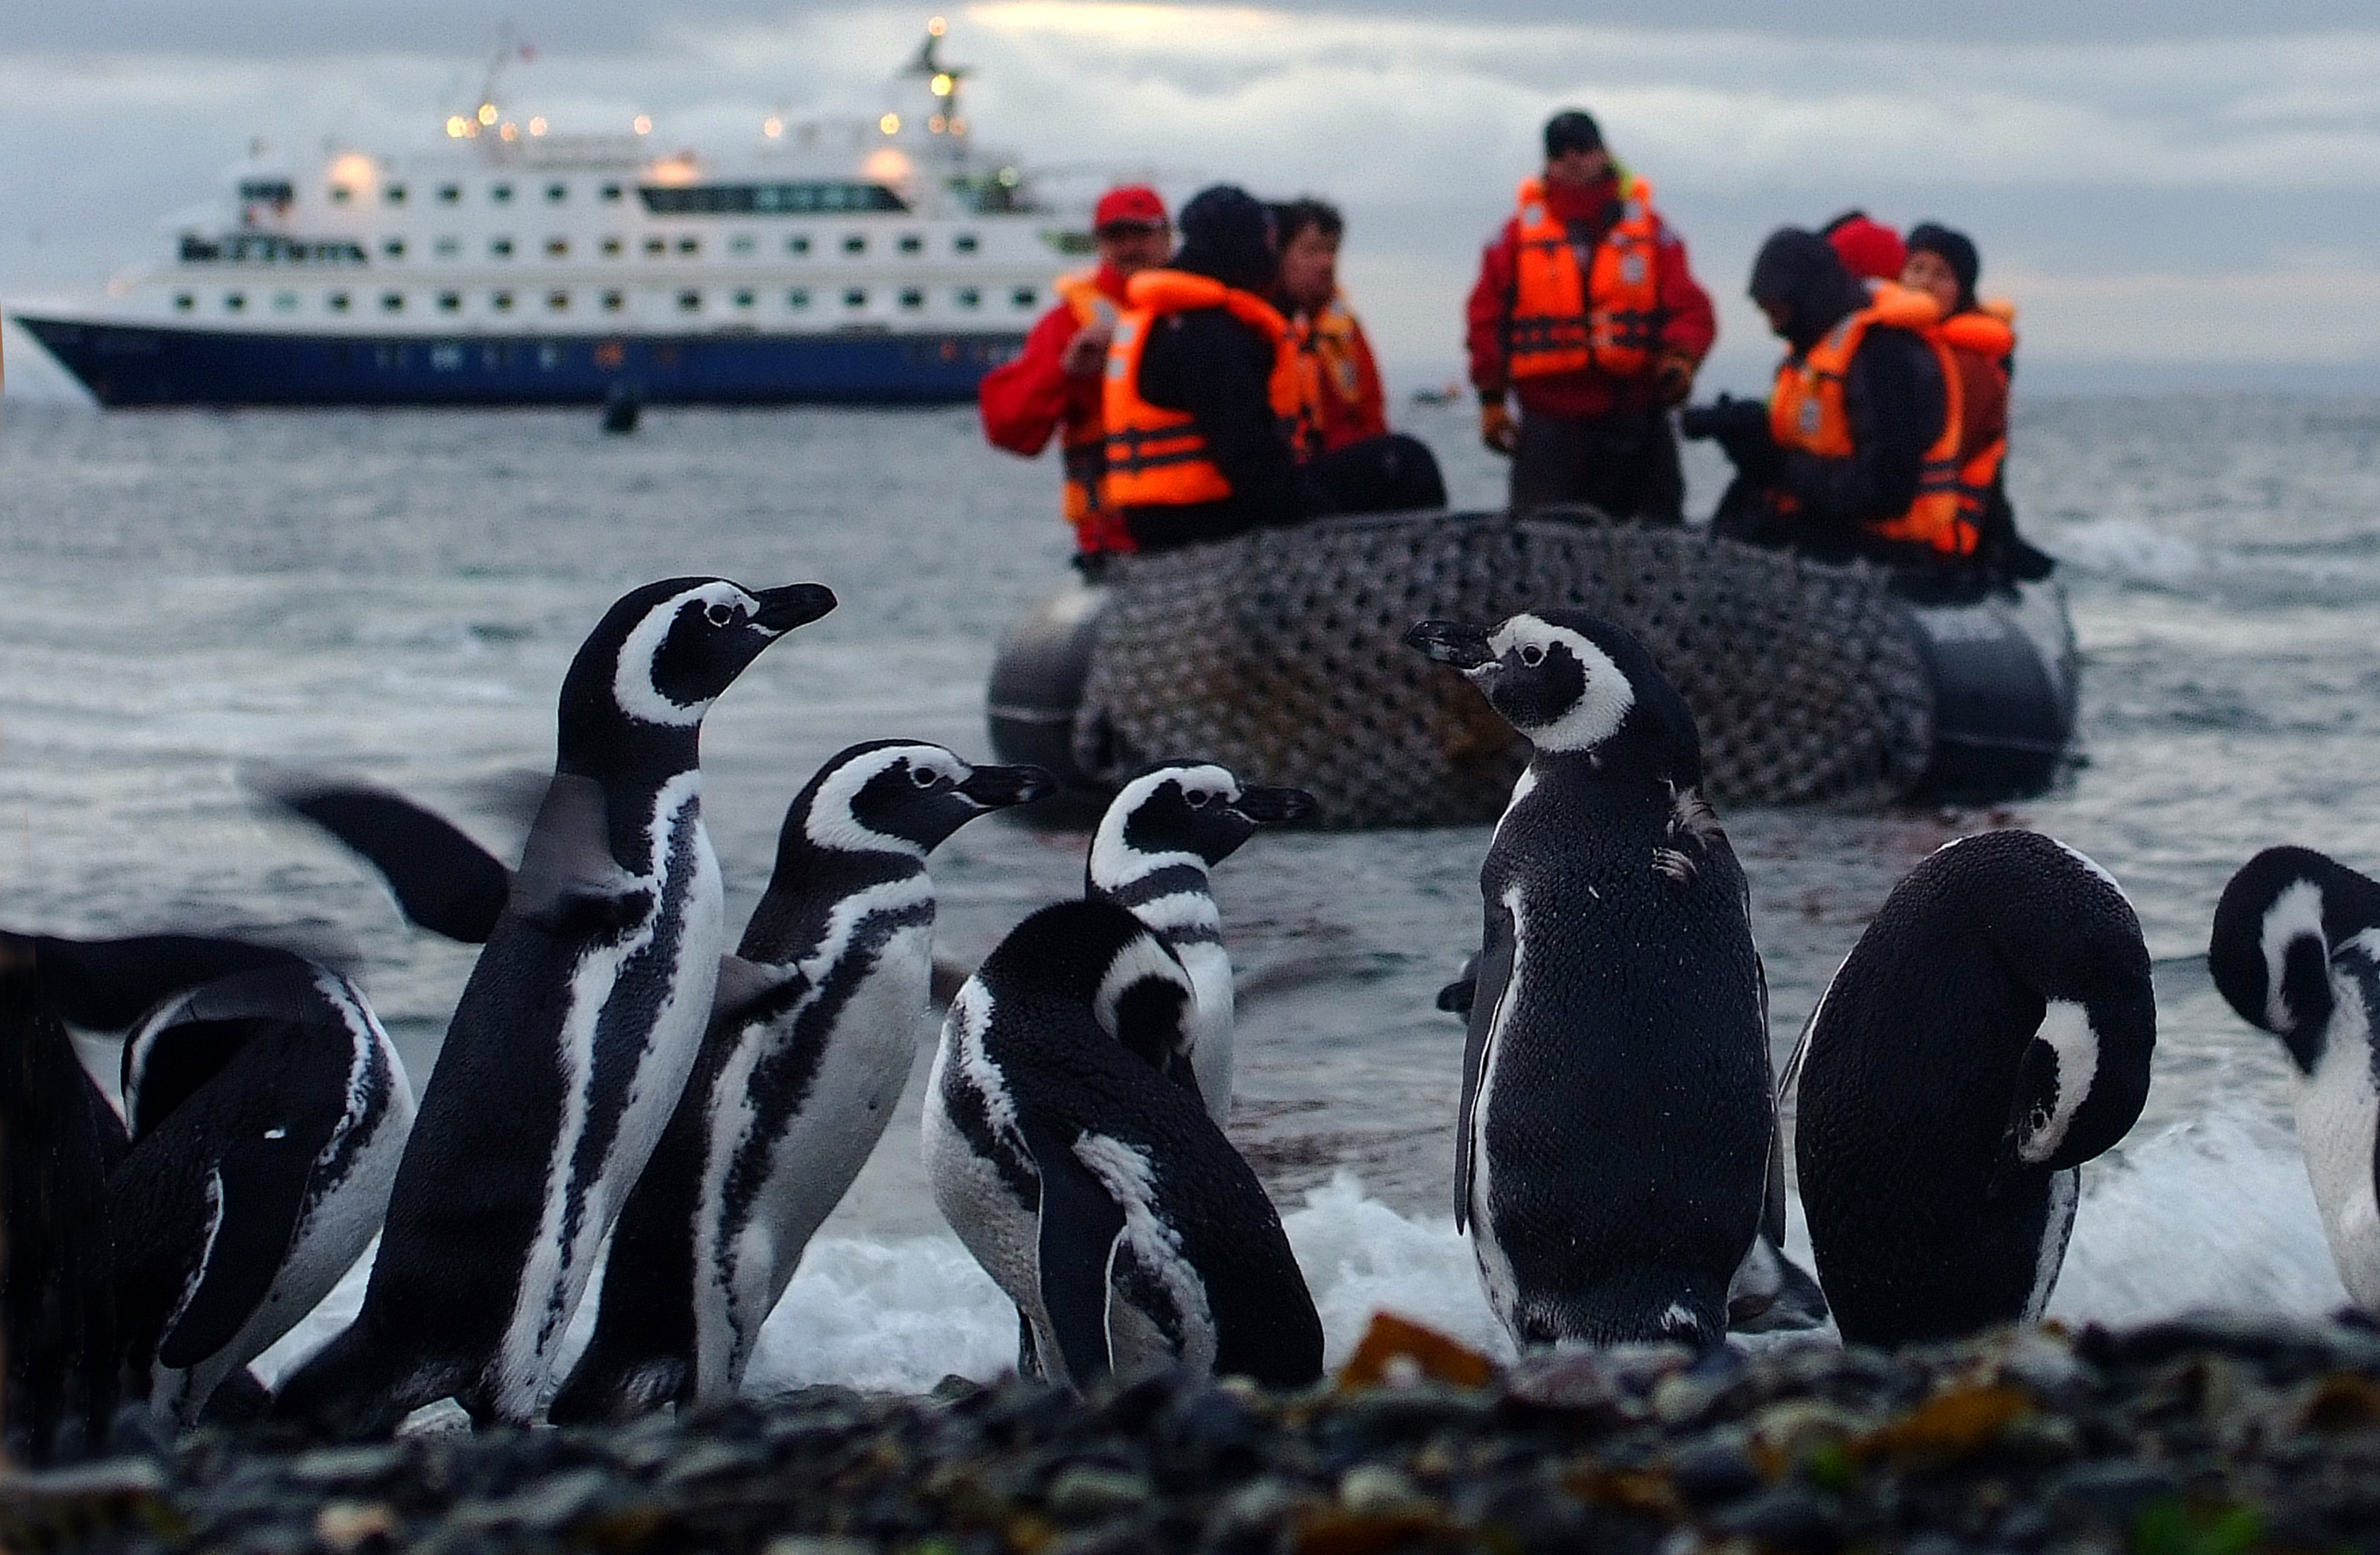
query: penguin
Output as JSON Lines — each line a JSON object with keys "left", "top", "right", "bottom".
{"left": 273, "top": 576, "right": 835, "bottom": 1434}
{"left": 107, "top": 957, "right": 415, "bottom": 1430}
{"left": 921, "top": 899, "right": 1322, "bottom": 1392}
{"left": 547, "top": 743, "right": 1054, "bottom": 1421}
{"left": 1085, "top": 762, "right": 1311, "bottom": 1122}
{"left": 1791, "top": 831, "right": 2155, "bottom": 1347}
{"left": 1405, "top": 609, "right": 1771, "bottom": 1349}
{"left": 2209, "top": 845, "right": 2380, "bottom": 1310}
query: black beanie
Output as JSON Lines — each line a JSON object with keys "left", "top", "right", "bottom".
{"left": 1749, "top": 228, "right": 1869, "bottom": 353}
{"left": 1173, "top": 184, "right": 1278, "bottom": 294}
{"left": 1544, "top": 110, "right": 1603, "bottom": 158}
{"left": 1906, "top": 222, "right": 1981, "bottom": 309}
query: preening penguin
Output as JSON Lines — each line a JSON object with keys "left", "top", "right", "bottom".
{"left": 1088, "top": 762, "right": 1311, "bottom": 1121}
{"left": 1405, "top": 610, "right": 1771, "bottom": 1349}
{"left": 549, "top": 743, "right": 1053, "bottom": 1422}
{"left": 921, "top": 900, "right": 1322, "bottom": 1392}
{"left": 1792, "top": 831, "right": 2154, "bottom": 1347}
{"left": 2210, "top": 846, "right": 2380, "bottom": 1309}
{"left": 274, "top": 576, "right": 835, "bottom": 1434}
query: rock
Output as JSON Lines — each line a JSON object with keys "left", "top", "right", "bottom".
{"left": 1044, "top": 1463, "right": 1154, "bottom": 1524}
{"left": 1668, "top": 1439, "right": 1763, "bottom": 1508}
{"left": 2044, "top": 1461, "right": 2178, "bottom": 1527}
{"left": 1711, "top": 1485, "right": 1847, "bottom": 1552}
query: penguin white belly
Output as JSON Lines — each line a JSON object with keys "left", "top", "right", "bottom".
{"left": 2291, "top": 956, "right": 2380, "bottom": 1309}
{"left": 921, "top": 992, "right": 1046, "bottom": 1343}
{"left": 705, "top": 928, "right": 933, "bottom": 1391}
{"left": 497, "top": 789, "right": 725, "bottom": 1418}
{"left": 1467, "top": 884, "right": 1526, "bottom": 1336}
{"left": 1174, "top": 940, "right": 1234, "bottom": 1123}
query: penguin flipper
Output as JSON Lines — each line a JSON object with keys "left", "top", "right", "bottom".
{"left": 257, "top": 777, "right": 513, "bottom": 943}
{"left": 513, "top": 775, "right": 651, "bottom": 937}
{"left": 1435, "top": 953, "right": 1478, "bottom": 1016}
{"left": 1023, "top": 1119, "right": 1124, "bottom": 1391}
{"left": 157, "top": 1143, "right": 312, "bottom": 1371}
{"left": 1454, "top": 904, "right": 1517, "bottom": 1231}
{"left": 712, "top": 954, "right": 805, "bottom": 1032}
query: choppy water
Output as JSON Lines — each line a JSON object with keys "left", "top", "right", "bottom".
{"left": 5, "top": 393, "right": 2379, "bottom": 1392}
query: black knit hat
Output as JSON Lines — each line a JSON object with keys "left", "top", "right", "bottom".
{"left": 1174, "top": 184, "right": 1279, "bottom": 293}
{"left": 1544, "top": 110, "right": 1604, "bottom": 158}
{"left": 1906, "top": 222, "right": 1981, "bottom": 309}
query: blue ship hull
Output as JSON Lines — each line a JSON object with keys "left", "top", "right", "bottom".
{"left": 11, "top": 316, "right": 1023, "bottom": 407}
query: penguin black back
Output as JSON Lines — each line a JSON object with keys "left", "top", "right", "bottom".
{"left": 1794, "top": 831, "right": 2153, "bottom": 1346}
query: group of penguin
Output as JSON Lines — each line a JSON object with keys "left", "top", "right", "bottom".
{"left": 7, "top": 576, "right": 2380, "bottom": 1463}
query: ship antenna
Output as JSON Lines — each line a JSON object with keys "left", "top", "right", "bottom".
{"left": 475, "top": 25, "right": 520, "bottom": 126}
{"left": 902, "top": 17, "right": 971, "bottom": 139}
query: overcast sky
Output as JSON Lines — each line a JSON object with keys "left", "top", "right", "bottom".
{"left": 7, "top": 1, "right": 2380, "bottom": 397}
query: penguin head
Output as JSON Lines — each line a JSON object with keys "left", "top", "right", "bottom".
{"left": 1405, "top": 609, "right": 1699, "bottom": 781}
{"left": 1092, "top": 762, "right": 1314, "bottom": 883}
{"left": 559, "top": 577, "right": 836, "bottom": 766}
{"left": 793, "top": 740, "right": 1057, "bottom": 858}
{"left": 976, "top": 900, "right": 1196, "bottom": 1070}
{"left": 2210, "top": 845, "right": 2380, "bottom": 1074}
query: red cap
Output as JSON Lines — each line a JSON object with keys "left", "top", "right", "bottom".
{"left": 1093, "top": 185, "right": 1169, "bottom": 231}
{"left": 1825, "top": 214, "right": 1907, "bottom": 282}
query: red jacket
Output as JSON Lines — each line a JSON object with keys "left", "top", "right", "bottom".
{"left": 1465, "top": 178, "right": 1716, "bottom": 418}
{"left": 978, "top": 263, "right": 1131, "bottom": 458}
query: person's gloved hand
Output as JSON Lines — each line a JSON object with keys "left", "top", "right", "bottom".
{"left": 1479, "top": 399, "right": 1519, "bottom": 455}
{"left": 1654, "top": 349, "right": 1698, "bottom": 406}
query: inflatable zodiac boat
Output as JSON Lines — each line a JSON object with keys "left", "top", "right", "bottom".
{"left": 986, "top": 509, "right": 2078, "bottom": 828}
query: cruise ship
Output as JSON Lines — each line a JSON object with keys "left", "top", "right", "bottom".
{"left": 12, "top": 22, "right": 1086, "bottom": 407}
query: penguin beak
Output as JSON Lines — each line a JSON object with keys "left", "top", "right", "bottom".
{"left": 1404, "top": 619, "right": 1495, "bottom": 673}
{"left": 750, "top": 582, "right": 839, "bottom": 635}
{"left": 958, "top": 762, "right": 1058, "bottom": 808}
{"left": 1228, "top": 785, "right": 1314, "bottom": 826}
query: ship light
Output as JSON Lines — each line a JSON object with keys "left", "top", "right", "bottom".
{"left": 928, "top": 16, "right": 946, "bottom": 35}
{"left": 529, "top": 117, "right": 548, "bottom": 136}
{"left": 500, "top": 121, "right": 520, "bottom": 141}
{"left": 446, "top": 115, "right": 470, "bottom": 138}
{"left": 864, "top": 148, "right": 911, "bottom": 182}
{"left": 928, "top": 114, "right": 946, "bottom": 134}
{"left": 763, "top": 116, "right": 784, "bottom": 137}
{"left": 328, "top": 152, "right": 378, "bottom": 195}
{"left": 634, "top": 115, "right": 653, "bottom": 135}
{"left": 879, "top": 113, "right": 900, "bottom": 135}
{"left": 931, "top": 73, "right": 954, "bottom": 98}
{"left": 649, "top": 156, "right": 698, "bottom": 186}
{"left": 478, "top": 102, "right": 499, "bottom": 127}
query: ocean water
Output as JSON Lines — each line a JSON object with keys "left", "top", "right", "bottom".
{"left": 5, "top": 392, "right": 2378, "bottom": 1395}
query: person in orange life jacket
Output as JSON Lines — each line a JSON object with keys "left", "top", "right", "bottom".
{"left": 1685, "top": 228, "right": 1954, "bottom": 566}
{"left": 977, "top": 185, "right": 1171, "bottom": 569}
{"left": 1821, "top": 209, "right": 1907, "bottom": 285}
{"left": 1271, "top": 197, "right": 1448, "bottom": 515}
{"left": 1900, "top": 222, "right": 2054, "bottom": 581}
{"left": 1465, "top": 109, "right": 1716, "bottom": 521}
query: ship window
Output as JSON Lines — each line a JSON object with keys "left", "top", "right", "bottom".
{"left": 843, "top": 288, "right": 866, "bottom": 308}
{"left": 490, "top": 183, "right": 513, "bottom": 203}
{"left": 329, "top": 187, "right": 352, "bottom": 205}
{"left": 546, "top": 238, "right": 569, "bottom": 258}
{"left": 546, "top": 182, "right": 567, "bottom": 203}
{"left": 843, "top": 235, "right": 866, "bottom": 255}
{"left": 956, "top": 286, "right": 980, "bottom": 309}
{"left": 643, "top": 236, "right": 666, "bottom": 256}
{"left": 173, "top": 292, "right": 195, "bottom": 311}
{"left": 637, "top": 181, "right": 908, "bottom": 215}
{"left": 492, "top": 290, "right": 515, "bottom": 312}
{"left": 954, "top": 233, "right": 979, "bottom": 255}
{"left": 788, "top": 289, "right": 811, "bottom": 309}
{"left": 899, "top": 287, "right": 923, "bottom": 309}
{"left": 435, "top": 236, "right": 460, "bottom": 258}
{"left": 547, "top": 290, "right": 569, "bottom": 311}
{"left": 437, "top": 184, "right": 460, "bottom": 204}
{"left": 386, "top": 184, "right": 408, "bottom": 205}
{"left": 382, "top": 291, "right": 405, "bottom": 312}
{"left": 787, "top": 236, "right": 811, "bottom": 256}
{"left": 1012, "top": 286, "right": 1038, "bottom": 307}
{"left": 383, "top": 239, "right": 405, "bottom": 259}
{"left": 731, "top": 289, "right": 753, "bottom": 309}
{"left": 239, "top": 179, "right": 294, "bottom": 205}
{"left": 328, "top": 292, "right": 351, "bottom": 312}
{"left": 601, "top": 182, "right": 624, "bottom": 202}
{"left": 437, "top": 291, "right": 461, "bottom": 313}
{"left": 678, "top": 290, "right": 701, "bottom": 312}
{"left": 676, "top": 236, "right": 699, "bottom": 256}
{"left": 274, "top": 292, "right": 298, "bottom": 312}
{"left": 898, "top": 234, "right": 922, "bottom": 255}
{"left": 601, "top": 237, "right": 623, "bottom": 257}
{"left": 601, "top": 290, "right": 624, "bottom": 312}
{"left": 730, "top": 234, "right": 755, "bottom": 255}
{"left": 225, "top": 292, "right": 247, "bottom": 311}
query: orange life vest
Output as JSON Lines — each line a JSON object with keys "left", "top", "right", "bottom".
{"left": 1292, "top": 294, "right": 1380, "bottom": 459}
{"left": 1102, "top": 270, "right": 1299, "bottom": 509}
{"left": 1768, "top": 283, "right": 1976, "bottom": 557}
{"left": 1051, "top": 271, "right": 1133, "bottom": 552}
{"left": 1937, "top": 302, "right": 2017, "bottom": 518}
{"left": 1506, "top": 175, "right": 1666, "bottom": 381}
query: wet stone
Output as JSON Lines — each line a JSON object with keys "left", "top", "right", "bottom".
{"left": 1043, "top": 1463, "right": 1154, "bottom": 1524}
{"left": 1668, "top": 1438, "right": 1763, "bottom": 1507}
{"left": 1712, "top": 1484, "right": 1848, "bottom": 1552}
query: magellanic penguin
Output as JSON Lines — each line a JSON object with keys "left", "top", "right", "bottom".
{"left": 1406, "top": 609, "right": 1771, "bottom": 1349}
{"left": 274, "top": 576, "right": 835, "bottom": 1434}
{"left": 2210, "top": 845, "right": 2380, "bottom": 1309}
{"left": 922, "top": 899, "right": 1323, "bottom": 1392}
{"left": 1791, "top": 831, "right": 2154, "bottom": 1347}
{"left": 1086, "top": 762, "right": 1311, "bottom": 1122}
{"left": 106, "top": 955, "right": 414, "bottom": 1430}
{"left": 548, "top": 743, "right": 1054, "bottom": 1421}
